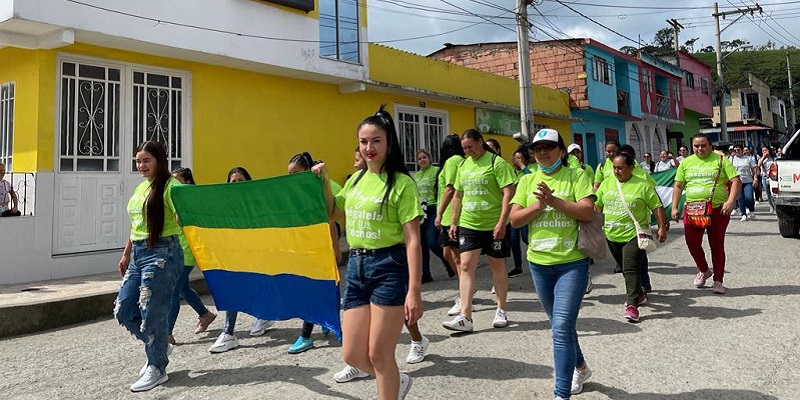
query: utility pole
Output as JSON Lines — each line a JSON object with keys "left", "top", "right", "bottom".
{"left": 788, "top": 52, "right": 797, "bottom": 135}
{"left": 515, "top": 0, "right": 534, "bottom": 142}
{"left": 713, "top": 2, "right": 762, "bottom": 143}
{"left": 667, "top": 18, "right": 683, "bottom": 64}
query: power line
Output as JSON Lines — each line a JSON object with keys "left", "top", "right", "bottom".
{"left": 551, "top": 0, "right": 640, "bottom": 46}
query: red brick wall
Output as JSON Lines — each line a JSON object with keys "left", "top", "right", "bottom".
{"left": 430, "top": 41, "right": 588, "bottom": 108}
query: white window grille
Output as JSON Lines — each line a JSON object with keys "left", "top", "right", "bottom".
{"left": 59, "top": 62, "right": 121, "bottom": 172}
{"left": 0, "top": 82, "right": 13, "bottom": 170}
{"left": 132, "top": 71, "right": 184, "bottom": 171}
{"left": 395, "top": 105, "right": 448, "bottom": 171}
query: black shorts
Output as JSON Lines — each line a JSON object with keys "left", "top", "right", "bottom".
{"left": 439, "top": 226, "right": 459, "bottom": 249}
{"left": 458, "top": 227, "right": 511, "bottom": 258}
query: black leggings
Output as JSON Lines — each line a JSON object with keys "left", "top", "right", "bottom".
{"left": 607, "top": 238, "right": 645, "bottom": 306}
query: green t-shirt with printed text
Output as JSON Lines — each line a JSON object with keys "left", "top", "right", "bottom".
{"left": 129, "top": 177, "right": 181, "bottom": 241}
{"left": 437, "top": 155, "right": 463, "bottom": 227}
{"left": 413, "top": 166, "right": 439, "bottom": 205}
{"left": 510, "top": 167, "right": 594, "bottom": 265}
{"left": 595, "top": 175, "right": 663, "bottom": 243}
{"left": 335, "top": 171, "right": 422, "bottom": 250}
{"left": 675, "top": 153, "right": 739, "bottom": 207}
{"left": 454, "top": 152, "right": 517, "bottom": 231}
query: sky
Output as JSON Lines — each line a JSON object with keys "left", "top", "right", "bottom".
{"left": 366, "top": 0, "right": 800, "bottom": 56}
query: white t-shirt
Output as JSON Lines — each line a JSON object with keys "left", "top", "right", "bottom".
{"left": 731, "top": 155, "right": 756, "bottom": 184}
{"left": 639, "top": 161, "right": 653, "bottom": 174}
{"left": 0, "top": 180, "right": 11, "bottom": 211}
{"left": 654, "top": 160, "right": 676, "bottom": 172}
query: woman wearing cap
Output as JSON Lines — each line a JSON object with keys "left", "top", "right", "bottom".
{"left": 567, "top": 143, "right": 593, "bottom": 184}
{"left": 442, "top": 129, "right": 517, "bottom": 332}
{"left": 510, "top": 128, "right": 596, "bottom": 399}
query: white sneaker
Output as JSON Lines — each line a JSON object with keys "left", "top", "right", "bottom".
{"left": 209, "top": 333, "right": 239, "bottom": 353}
{"left": 442, "top": 314, "right": 473, "bottom": 332}
{"left": 140, "top": 343, "right": 173, "bottom": 377}
{"left": 249, "top": 319, "right": 274, "bottom": 336}
{"left": 740, "top": 215, "right": 747, "bottom": 222}
{"left": 130, "top": 365, "right": 168, "bottom": 392}
{"left": 447, "top": 298, "right": 462, "bottom": 316}
{"left": 491, "top": 286, "right": 496, "bottom": 294}
{"left": 333, "top": 365, "right": 369, "bottom": 383}
{"left": 406, "top": 336, "right": 430, "bottom": 364}
{"left": 398, "top": 373, "right": 412, "bottom": 400}
{"left": 492, "top": 308, "right": 508, "bottom": 328}
{"left": 571, "top": 366, "right": 592, "bottom": 394}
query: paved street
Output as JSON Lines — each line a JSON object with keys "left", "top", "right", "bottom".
{"left": 2, "top": 203, "right": 798, "bottom": 400}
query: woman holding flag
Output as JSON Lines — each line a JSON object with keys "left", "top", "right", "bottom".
{"left": 314, "top": 105, "right": 423, "bottom": 400}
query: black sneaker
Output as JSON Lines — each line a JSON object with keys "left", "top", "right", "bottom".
{"left": 507, "top": 268, "right": 524, "bottom": 278}
{"left": 445, "top": 266, "right": 456, "bottom": 278}
{"left": 421, "top": 275, "right": 434, "bottom": 284}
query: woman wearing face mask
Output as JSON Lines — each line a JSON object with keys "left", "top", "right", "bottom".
{"left": 510, "top": 129, "right": 597, "bottom": 399}
{"left": 507, "top": 145, "right": 532, "bottom": 278}
{"left": 442, "top": 129, "right": 516, "bottom": 333}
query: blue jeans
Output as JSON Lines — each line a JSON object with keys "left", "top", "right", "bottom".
{"left": 738, "top": 182, "right": 755, "bottom": 214}
{"left": 421, "top": 205, "right": 447, "bottom": 279}
{"left": 114, "top": 236, "right": 183, "bottom": 373}
{"left": 529, "top": 258, "right": 588, "bottom": 399}
{"left": 509, "top": 224, "right": 529, "bottom": 269}
{"left": 223, "top": 311, "right": 239, "bottom": 335}
{"left": 762, "top": 176, "right": 775, "bottom": 209}
{"left": 167, "top": 265, "right": 210, "bottom": 335}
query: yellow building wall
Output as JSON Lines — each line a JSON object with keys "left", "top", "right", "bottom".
{"left": 0, "top": 42, "right": 569, "bottom": 183}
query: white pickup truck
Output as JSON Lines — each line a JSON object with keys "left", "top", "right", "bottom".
{"left": 770, "top": 129, "right": 800, "bottom": 238}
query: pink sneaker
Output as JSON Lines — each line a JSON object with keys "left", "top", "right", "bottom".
{"left": 693, "top": 270, "right": 713, "bottom": 288}
{"left": 625, "top": 305, "right": 640, "bottom": 323}
{"left": 712, "top": 281, "right": 726, "bottom": 294}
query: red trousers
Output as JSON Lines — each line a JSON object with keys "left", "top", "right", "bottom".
{"left": 683, "top": 207, "right": 731, "bottom": 283}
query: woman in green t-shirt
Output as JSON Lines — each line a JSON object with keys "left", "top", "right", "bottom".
{"left": 508, "top": 145, "right": 532, "bottom": 278}
{"left": 413, "top": 149, "right": 454, "bottom": 282}
{"left": 595, "top": 154, "right": 668, "bottom": 323}
{"left": 509, "top": 128, "right": 597, "bottom": 399}
{"left": 315, "top": 106, "right": 423, "bottom": 400}
{"left": 443, "top": 129, "right": 517, "bottom": 333}
{"left": 115, "top": 141, "right": 183, "bottom": 392}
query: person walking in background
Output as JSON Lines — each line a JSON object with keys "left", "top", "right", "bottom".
{"left": 567, "top": 143, "right": 594, "bottom": 180}
{"left": 593, "top": 139, "right": 620, "bottom": 191}
{"left": 315, "top": 106, "right": 423, "bottom": 400}
{"left": 510, "top": 128, "right": 596, "bottom": 399}
{"left": 730, "top": 144, "right": 758, "bottom": 222}
{"left": 672, "top": 133, "right": 741, "bottom": 295}
{"left": 167, "top": 167, "right": 217, "bottom": 345}
{"left": 413, "top": 149, "right": 454, "bottom": 283}
{"left": 595, "top": 154, "right": 668, "bottom": 323}
{"left": 676, "top": 145, "right": 689, "bottom": 163}
{"left": 434, "top": 134, "right": 467, "bottom": 317}
{"left": 208, "top": 167, "right": 275, "bottom": 354}
{"left": 0, "top": 162, "right": 21, "bottom": 217}
{"left": 757, "top": 145, "right": 777, "bottom": 214}
{"left": 508, "top": 145, "right": 532, "bottom": 278}
{"left": 654, "top": 150, "right": 676, "bottom": 172}
{"left": 443, "top": 129, "right": 516, "bottom": 333}
{"left": 640, "top": 153, "right": 655, "bottom": 174}
{"left": 115, "top": 141, "right": 183, "bottom": 392}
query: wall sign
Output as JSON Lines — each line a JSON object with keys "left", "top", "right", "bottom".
{"left": 475, "top": 108, "right": 521, "bottom": 136}
{"left": 258, "top": 0, "right": 314, "bottom": 12}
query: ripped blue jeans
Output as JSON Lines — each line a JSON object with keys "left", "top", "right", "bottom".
{"left": 115, "top": 235, "right": 183, "bottom": 373}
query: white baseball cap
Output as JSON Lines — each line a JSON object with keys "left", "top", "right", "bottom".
{"left": 567, "top": 143, "right": 581, "bottom": 154}
{"left": 531, "top": 128, "right": 562, "bottom": 147}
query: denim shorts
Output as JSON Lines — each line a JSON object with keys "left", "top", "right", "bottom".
{"left": 342, "top": 247, "right": 409, "bottom": 310}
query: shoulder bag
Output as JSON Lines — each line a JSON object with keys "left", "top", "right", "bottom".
{"left": 615, "top": 178, "right": 656, "bottom": 251}
{"left": 684, "top": 155, "right": 723, "bottom": 229}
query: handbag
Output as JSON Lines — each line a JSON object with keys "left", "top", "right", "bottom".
{"left": 578, "top": 211, "right": 607, "bottom": 260}
{"left": 615, "top": 178, "right": 657, "bottom": 252}
{"left": 684, "top": 155, "right": 723, "bottom": 229}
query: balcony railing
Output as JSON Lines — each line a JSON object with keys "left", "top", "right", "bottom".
{"left": 617, "top": 90, "right": 631, "bottom": 115}
{"left": 656, "top": 94, "right": 671, "bottom": 119}
{"left": 1, "top": 172, "right": 35, "bottom": 216}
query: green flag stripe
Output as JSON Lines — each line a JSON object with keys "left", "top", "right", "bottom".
{"left": 171, "top": 171, "right": 328, "bottom": 229}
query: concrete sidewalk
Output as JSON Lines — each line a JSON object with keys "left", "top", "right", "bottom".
{"left": 0, "top": 237, "right": 350, "bottom": 338}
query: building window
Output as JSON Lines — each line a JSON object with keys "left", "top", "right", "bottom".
{"left": 59, "top": 62, "right": 121, "bottom": 172}
{"left": 319, "top": 0, "right": 359, "bottom": 63}
{"left": 684, "top": 71, "right": 695, "bottom": 88}
{"left": 592, "top": 57, "right": 612, "bottom": 85}
{"left": 700, "top": 78, "right": 709, "bottom": 95}
{"left": 132, "top": 71, "right": 184, "bottom": 172}
{"left": 671, "top": 80, "right": 680, "bottom": 101}
{"left": 0, "top": 82, "right": 13, "bottom": 170}
{"left": 642, "top": 69, "right": 652, "bottom": 93}
{"left": 396, "top": 105, "right": 448, "bottom": 171}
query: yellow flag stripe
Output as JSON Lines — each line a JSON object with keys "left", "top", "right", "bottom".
{"left": 183, "top": 223, "right": 339, "bottom": 282}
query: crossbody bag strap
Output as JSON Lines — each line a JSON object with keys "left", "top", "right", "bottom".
{"left": 615, "top": 178, "right": 644, "bottom": 232}
{"left": 706, "top": 154, "right": 723, "bottom": 203}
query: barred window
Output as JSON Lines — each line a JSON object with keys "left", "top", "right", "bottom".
{"left": 0, "top": 82, "right": 13, "bottom": 170}
{"left": 396, "top": 105, "right": 448, "bottom": 172}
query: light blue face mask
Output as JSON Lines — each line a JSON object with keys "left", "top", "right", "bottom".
{"left": 539, "top": 157, "right": 562, "bottom": 173}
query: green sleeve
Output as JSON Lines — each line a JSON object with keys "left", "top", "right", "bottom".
{"left": 675, "top": 160, "right": 686, "bottom": 183}
{"left": 334, "top": 176, "right": 351, "bottom": 211}
{"left": 644, "top": 184, "right": 663, "bottom": 210}
{"left": 453, "top": 165, "right": 464, "bottom": 192}
{"left": 594, "top": 161, "right": 605, "bottom": 184}
{"left": 165, "top": 179, "right": 176, "bottom": 214}
{"left": 444, "top": 158, "right": 459, "bottom": 186}
{"left": 645, "top": 173, "right": 656, "bottom": 187}
{"left": 395, "top": 176, "right": 423, "bottom": 224}
{"left": 594, "top": 180, "right": 606, "bottom": 207}
{"left": 510, "top": 174, "right": 531, "bottom": 207}
{"left": 567, "top": 154, "right": 581, "bottom": 169}
{"left": 495, "top": 159, "right": 517, "bottom": 188}
{"left": 573, "top": 168, "right": 595, "bottom": 201}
